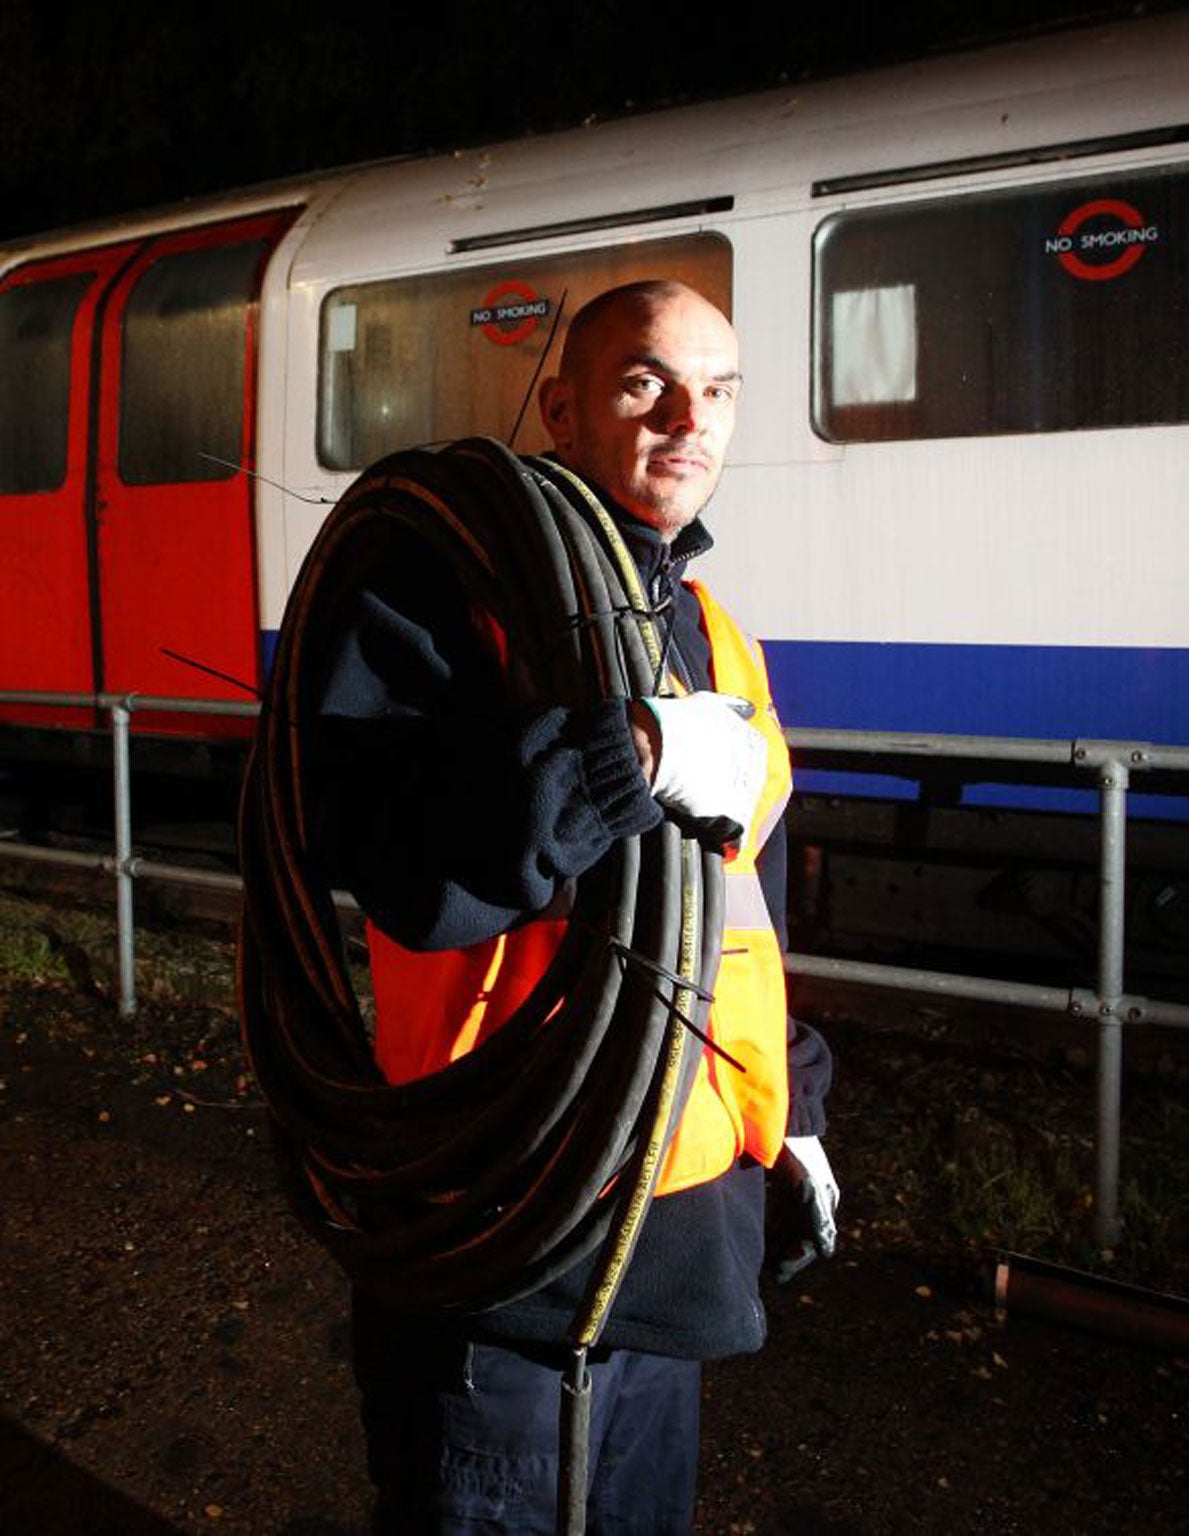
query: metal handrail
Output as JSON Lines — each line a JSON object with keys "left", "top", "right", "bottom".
{"left": 785, "top": 724, "right": 1189, "bottom": 774}
{"left": 783, "top": 724, "right": 1189, "bottom": 1244}
{"left": 0, "top": 688, "right": 258, "bottom": 716}
{"left": 3, "top": 690, "right": 1188, "bottom": 1242}
{"left": 0, "top": 689, "right": 262, "bottom": 1019}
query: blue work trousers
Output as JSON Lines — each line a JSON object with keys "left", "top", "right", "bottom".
{"left": 352, "top": 1296, "right": 701, "bottom": 1534}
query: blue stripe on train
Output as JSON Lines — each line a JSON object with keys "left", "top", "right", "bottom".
{"left": 261, "top": 625, "right": 1188, "bottom": 817}
{"left": 762, "top": 640, "right": 1189, "bottom": 819}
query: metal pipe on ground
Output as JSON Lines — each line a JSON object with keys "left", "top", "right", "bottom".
{"left": 992, "top": 1251, "right": 1189, "bottom": 1353}
{"left": 0, "top": 843, "right": 109, "bottom": 873}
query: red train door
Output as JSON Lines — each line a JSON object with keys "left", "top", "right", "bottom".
{"left": 0, "top": 242, "right": 141, "bottom": 726}
{"left": 92, "top": 210, "right": 296, "bottom": 730}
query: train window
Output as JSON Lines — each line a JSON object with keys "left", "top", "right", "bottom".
{"left": 813, "top": 165, "right": 1189, "bottom": 441}
{"left": 119, "top": 240, "right": 267, "bottom": 484}
{"left": 0, "top": 272, "right": 91, "bottom": 495}
{"left": 317, "top": 234, "right": 732, "bottom": 470}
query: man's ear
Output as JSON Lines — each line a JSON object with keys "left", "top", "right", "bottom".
{"left": 538, "top": 376, "right": 574, "bottom": 452}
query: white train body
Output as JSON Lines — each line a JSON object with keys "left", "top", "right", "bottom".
{"left": 3, "top": 12, "right": 1188, "bottom": 788}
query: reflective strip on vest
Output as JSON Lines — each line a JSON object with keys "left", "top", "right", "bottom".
{"left": 723, "top": 869, "right": 774, "bottom": 932}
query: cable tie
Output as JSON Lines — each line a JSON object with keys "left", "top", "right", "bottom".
{"left": 601, "top": 935, "right": 748, "bottom": 1075}
{"left": 642, "top": 983, "right": 747, "bottom": 1074}
{"left": 603, "top": 934, "right": 714, "bottom": 1003}
{"left": 562, "top": 602, "right": 667, "bottom": 636}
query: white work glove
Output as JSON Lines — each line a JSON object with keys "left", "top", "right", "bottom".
{"left": 642, "top": 692, "right": 768, "bottom": 841}
{"left": 776, "top": 1135, "right": 840, "bottom": 1282}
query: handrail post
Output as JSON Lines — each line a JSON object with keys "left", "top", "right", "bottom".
{"left": 111, "top": 698, "right": 137, "bottom": 1019}
{"left": 1094, "top": 758, "right": 1129, "bottom": 1248}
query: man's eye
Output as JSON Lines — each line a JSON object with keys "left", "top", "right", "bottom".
{"left": 626, "top": 375, "right": 664, "bottom": 395}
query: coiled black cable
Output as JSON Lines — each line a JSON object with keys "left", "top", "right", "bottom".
{"left": 238, "top": 437, "right": 724, "bottom": 1356}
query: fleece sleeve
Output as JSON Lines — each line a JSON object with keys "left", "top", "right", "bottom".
{"left": 310, "top": 522, "right": 662, "bottom": 952}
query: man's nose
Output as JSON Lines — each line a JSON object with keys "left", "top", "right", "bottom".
{"left": 656, "top": 385, "right": 703, "bottom": 435}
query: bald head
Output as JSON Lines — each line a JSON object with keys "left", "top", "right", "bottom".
{"left": 556, "top": 281, "right": 706, "bottom": 377}
{"left": 539, "top": 282, "right": 740, "bottom": 541}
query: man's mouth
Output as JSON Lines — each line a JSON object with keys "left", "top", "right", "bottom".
{"left": 648, "top": 450, "right": 710, "bottom": 474}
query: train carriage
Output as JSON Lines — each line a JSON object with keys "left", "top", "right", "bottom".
{"left": 3, "top": 11, "right": 1188, "bottom": 976}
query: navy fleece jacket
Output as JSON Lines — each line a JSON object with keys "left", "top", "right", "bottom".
{"left": 314, "top": 500, "right": 831, "bottom": 1358}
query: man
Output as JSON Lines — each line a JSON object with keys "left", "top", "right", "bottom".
{"left": 312, "top": 281, "right": 835, "bottom": 1533}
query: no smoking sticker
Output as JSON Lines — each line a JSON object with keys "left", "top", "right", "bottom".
{"left": 1044, "top": 198, "right": 1159, "bottom": 282}
{"left": 470, "top": 280, "right": 552, "bottom": 345}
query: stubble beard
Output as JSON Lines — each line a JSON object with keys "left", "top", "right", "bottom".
{"left": 637, "top": 469, "right": 720, "bottom": 544}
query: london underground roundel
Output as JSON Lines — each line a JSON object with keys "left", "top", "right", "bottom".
{"left": 1047, "top": 198, "right": 1158, "bottom": 282}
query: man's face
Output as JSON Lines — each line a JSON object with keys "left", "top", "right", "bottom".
{"left": 540, "top": 288, "right": 741, "bottom": 541}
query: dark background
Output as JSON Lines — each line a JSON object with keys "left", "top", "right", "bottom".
{"left": 1, "top": 1, "right": 1176, "bottom": 242}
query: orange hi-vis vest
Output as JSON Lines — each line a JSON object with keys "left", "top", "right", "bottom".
{"left": 366, "top": 579, "right": 793, "bottom": 1197}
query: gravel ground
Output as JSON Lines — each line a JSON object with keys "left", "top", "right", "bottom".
{"left": 1, "top": 895, "right": 1187, "bottom": 1535}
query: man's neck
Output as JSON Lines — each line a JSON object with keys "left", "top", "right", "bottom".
{"left": 536, "top": 453, "right": 713, "bottom": 573}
